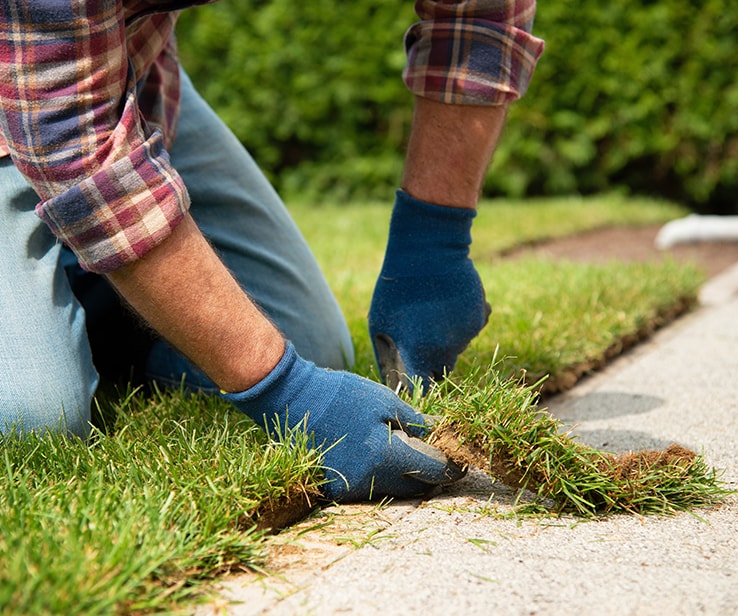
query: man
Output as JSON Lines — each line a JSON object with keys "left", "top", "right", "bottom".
{"left": 0, "top": 1, "right": 543, "bottom": 501}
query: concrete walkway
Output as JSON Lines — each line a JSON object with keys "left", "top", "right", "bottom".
{"left": 199, "top": 264, "right": 738, "bottom": 616}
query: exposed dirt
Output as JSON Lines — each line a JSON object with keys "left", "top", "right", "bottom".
{"left": 252, "top": 486, "right": 321, "bottom": 533}
{"left": 502, "top": 223, "right": 738, "bottom": 279}
{"left": 428, "top": 424, "right": 488, "bottom": 470}
{"left": 601, "top": 443, "right": 696, "bottom": 481}
{"left": 428, "top": 424, "right": 533, "bottom": 492}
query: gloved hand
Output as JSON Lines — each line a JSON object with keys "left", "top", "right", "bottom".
{"left": 369, "top": 190, "right": 491, "bottom": 393}
{"left": 223, "top": 341, "right": 465, "bottom": 502}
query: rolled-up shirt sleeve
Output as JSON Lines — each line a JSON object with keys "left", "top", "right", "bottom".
{"left": 404, "top": 0, "right": 545, "bottom": 105}
{"left": 0, "top": 2, "right": 188, "bottom": 273}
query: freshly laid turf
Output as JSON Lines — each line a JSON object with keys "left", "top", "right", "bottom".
{"left": 0, "top": 388, "right": 321, "bottom": 614}
{"left": 468, "top": 257, "right": 702, "bottom": 393}
{"left": 290, "top": 193, "right": 696, "bottom": 380}
{"left": 0, "top": 194, "right": 722, "bottom": 613}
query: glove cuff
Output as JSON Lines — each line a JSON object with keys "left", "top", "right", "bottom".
{"left": 393, "top": 189, "right": 476, "bottom": 237}
{"left": 382, "top": 190, "right": 476, "bottom": 274}
{"left": 221, "top": 340, "right": 297, "bottom": 408}
{"left": 222, "top": 341, "right": 342, "bottom": 433}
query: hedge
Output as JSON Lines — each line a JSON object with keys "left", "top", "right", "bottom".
{"left": 177, "top": 1, "right": 738, "bottom": 212}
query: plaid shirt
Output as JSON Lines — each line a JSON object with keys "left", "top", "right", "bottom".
{"left": 0, "top": 0, "right": 543, "bottom": 274}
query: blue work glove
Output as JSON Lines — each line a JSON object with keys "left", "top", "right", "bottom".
{"left": 369, "top": 190, "right": 491, "bottom": 393}
{"left": 223, "top": 341, "right": 465, "bottom": 502}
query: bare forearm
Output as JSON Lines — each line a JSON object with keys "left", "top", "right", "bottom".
{"left": 106, "top": 214, "right": 284, "bottom": 392}
{"left": 401, "top": 97, "right": 508, "bottom": 209}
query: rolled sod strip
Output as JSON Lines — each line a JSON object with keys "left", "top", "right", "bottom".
{"left": 421, "top": 372, "right": 730, "bottom": 516}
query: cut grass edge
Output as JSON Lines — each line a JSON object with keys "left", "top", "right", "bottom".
{"left": 522, "top": 293, "right": 698, "bottom": 396}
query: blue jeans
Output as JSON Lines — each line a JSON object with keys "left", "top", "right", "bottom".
{"left": 0, "top": 70, "right": 354, "bottom": 438}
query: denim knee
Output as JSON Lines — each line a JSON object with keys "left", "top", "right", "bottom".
{"left": 0, "top": 368, "right": 95, "bottom": 440}
{"left": 0, "top": 159, "right": 98, "bottom": 439}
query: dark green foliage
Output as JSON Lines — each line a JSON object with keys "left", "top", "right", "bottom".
{"left": 177, "top": 1, "right": 737, "bottom": 211}
{"left": 176, "top": 0, "right": 414, "bottom": 201}
{"left": 498, "top": 1, "right": 738, "bottom": 213}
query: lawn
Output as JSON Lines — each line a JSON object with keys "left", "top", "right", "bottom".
{"left": 290, "top": 192, "right": 701, "bottom": 384}
{"left": 1, "top": 194, "right": 718, "bottom": 614}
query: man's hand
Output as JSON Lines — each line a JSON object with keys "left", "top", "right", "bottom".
{"left": 369, "top": 191, "right": 491, "bottom": 393}
{"left": 224, "top": 341, "right": 465, "bottom": 502}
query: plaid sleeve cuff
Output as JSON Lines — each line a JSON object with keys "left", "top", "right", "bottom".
{"left": 403, "top": 8, "right": 545, "bottom": 105}
{"left": 35, "top": 130, "right": 189, "bottom": 274}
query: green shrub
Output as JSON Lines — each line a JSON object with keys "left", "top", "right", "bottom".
{"left": 497, "top": 1, "right": 738, "bottom": 213}
{"left": 176, "top": 0, "right": 413, "bottom": 201}
{"left": 177, "top": 1, "right": 738, "bottom": 212}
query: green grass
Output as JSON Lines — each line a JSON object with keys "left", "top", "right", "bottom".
{"left": 420, "top": 364, "right": 729, "bottom": 516}
{"left": 0, "top": 193, "right": 718, "bottom": 613}
{"left": 0, "top": 388, "right": 321, "bottom": 614}
{"left": 470, "top": 257, "right": 701, "bottom": 389}
{"left": 291, "top": 192, "right": 689, "bottom": 274}
{"left": 289, "top": 193, "right": 697, "bottom": 380}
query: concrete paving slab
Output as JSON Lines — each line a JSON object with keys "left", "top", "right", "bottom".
{"left": 198, "top": 266, "right": 738, "bottom": 616}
